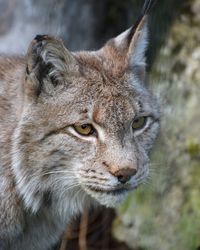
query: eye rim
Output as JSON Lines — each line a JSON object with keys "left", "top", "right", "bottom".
{"left": 132, "top": 116, "right": 148, "bottom": 131}
{"left": 73, "top": 123, "right": 97, "bottom": 137}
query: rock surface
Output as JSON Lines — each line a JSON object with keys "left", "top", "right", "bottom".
{"left": 114, "top": 1, "right": 200, "bottom": 249}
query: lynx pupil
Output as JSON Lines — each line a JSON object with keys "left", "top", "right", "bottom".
{"left": 74, "top": 124, "right": 95, "bottom": 136}
{"left": 132, "top": 117, "right": 147, "bottom": 130}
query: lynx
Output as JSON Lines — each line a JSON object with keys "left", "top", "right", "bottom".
{"left": 0, "top": 0, "right": 159, "bottom": 249}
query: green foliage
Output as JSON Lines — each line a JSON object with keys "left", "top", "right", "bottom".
{"left": 187, "top": 140, "right": 200, "bottom": 159}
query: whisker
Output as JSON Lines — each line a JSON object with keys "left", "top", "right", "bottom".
{"left": 73, "top": 187, "right": 84, "bottom": 201}
{"left": 53, "top": 175, "right": 77, "bottom": 180}
{"left": 41, "top": 170, "right": 76, "bottom": 176}
{"left": 51, "top": 175, "right": 78, "bottom": 185}
{"left": 148, "top": 170, "right": 159, "bottom": 178}
{"left": 142, "top": 181, "right": 156, "bottom": 192}
{"left": 28, "top": 170, "right": 76, "bottom": 179}
{"left": 80, "top": 175, "right": 109, "bottom": 182}
{"left": 50, "top": 179, "right": 78, "bottom": 189}
{"left": 53, "top": 182, "right": 81, "bottom": 193}
{"left": 81, "top": 177, "right": 109, "bottom": 185}
{"left": 81, "top": 180, "right": 113, "bottom": 188}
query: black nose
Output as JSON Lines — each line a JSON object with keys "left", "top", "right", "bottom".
{"left": 114, "top": 169, "right": 137, "bottom": 184}
{"left": 117, "top": 175, "right": 131, "bottom": 184}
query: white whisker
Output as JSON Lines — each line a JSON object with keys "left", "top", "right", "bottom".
{"left": 28, "top": 170, "right": 77, "bottom": 179}
{"left": 43, "top": 170, "right": 76, "bottom": 175}
{"left": 73, "top": 187, "right": 83, "bottom": 201}
{"left": 53, "top": 182, "right": 81, "bottom": 193}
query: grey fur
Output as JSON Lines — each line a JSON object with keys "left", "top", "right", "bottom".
{"left": 0, "top": 14, "right": 159, "bottom": 250}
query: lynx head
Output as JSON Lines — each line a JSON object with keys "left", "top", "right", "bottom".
{"left": 12, "top": 1, "right": 159, "bottom": 214}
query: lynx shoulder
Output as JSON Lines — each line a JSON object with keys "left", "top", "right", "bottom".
{"left": 0, "top": 1, "right": 159, "bottom": 249}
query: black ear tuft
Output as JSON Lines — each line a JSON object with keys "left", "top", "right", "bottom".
{"left": 25, "top": 34, "right": 78, "bottom": 97}
{"left": 34, "top": 34, "right": 48, "bottom": 42}
{"left": 142, "top": 0, "right": 157, "bottom": 16}
{"left": 128, "top": 0, "right": 156, "bottom": 43}
{"left": 26, "top": 36, "right": 48, "bottom": 78}
{"left": 101, "top": 0, "right": 157, "bottom": 78}
{"left": 30, "top": 35, "right": 50, "bottom": 62}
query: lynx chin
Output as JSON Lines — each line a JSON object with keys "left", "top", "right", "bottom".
{"left": 0, "top": 1, "right": 159, "bottom": 249}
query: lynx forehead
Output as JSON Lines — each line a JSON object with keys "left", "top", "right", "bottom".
{"left": 0, "top": 1, "right": 159, "bottom": 249}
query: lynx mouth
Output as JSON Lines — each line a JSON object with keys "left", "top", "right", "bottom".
{"left": 86, "top": 185, "right": 133, "bottom": 196}
{"left": 83, "top": 184, "right": 139, "bottom": 207}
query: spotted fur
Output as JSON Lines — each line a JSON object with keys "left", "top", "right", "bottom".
{"left": 0, "top": 4, "right": 159, "bottom": 249}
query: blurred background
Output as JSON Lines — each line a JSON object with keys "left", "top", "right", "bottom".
{"left": 0, "top": 0, "right": 199, "bottom": 249}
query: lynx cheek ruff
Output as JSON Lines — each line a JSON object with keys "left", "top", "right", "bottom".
{"left": 0, "top": 1, "right": 159, "bottom": 249}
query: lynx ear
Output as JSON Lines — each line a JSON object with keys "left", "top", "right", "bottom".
{"left": 115, "top": 16, "right": 148, "bottom": 68}
{"left": 101, "top": 0, "right": 156, "bottom": 79}
{"left": 26, "top": 35, "right": 78, "bottom": 96}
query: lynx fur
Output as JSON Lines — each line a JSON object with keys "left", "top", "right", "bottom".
{"left": 0, "top": 2, "right": 159, "bottom": 249}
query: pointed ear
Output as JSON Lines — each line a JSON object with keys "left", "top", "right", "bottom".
{"left": 26, "top": 35, "right": 78, "bottom": 96}
{"left": 114, "top": 16, "right": 148, "bottom": 68}
{"left": 101, "top": 0, "right": 156, "bottom": 80}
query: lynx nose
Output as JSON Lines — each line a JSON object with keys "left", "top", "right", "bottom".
{"left": 113, "top": 168, "right": 137, "bottom": 184}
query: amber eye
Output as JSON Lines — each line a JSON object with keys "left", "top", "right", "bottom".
{"left": 73, "top": 124, "right": 96, "bottom": 136}
{"left": 132, "top": 117, "right": 147, "bottom": 131}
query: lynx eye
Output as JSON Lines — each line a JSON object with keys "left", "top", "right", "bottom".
{"left": 132, "top": 116, "right": 147, "bottom": 131}
{"left": 73, "top": 124, "right": 96, "bottom": 136}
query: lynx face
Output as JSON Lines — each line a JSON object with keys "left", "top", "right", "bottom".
{"left": 12, "top": 17, "right": 159, "bottom": 213}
